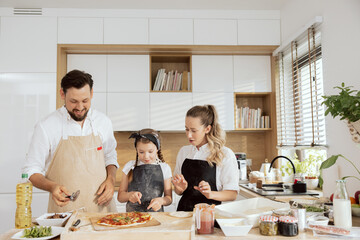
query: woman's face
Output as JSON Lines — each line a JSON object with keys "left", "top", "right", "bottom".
{"left": 185, "top": 116, "right": 211, "bottom": 148}
{"left": 136, "top": 141, "right": 158, "bottom": 164}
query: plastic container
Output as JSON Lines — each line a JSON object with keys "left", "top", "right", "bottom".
{"left": 15, "top": 173, "right": 33, "bottom": 229}
{"left": 279, "top": 216, "right": 298, "bottom": 236}
{"left": 195, "top": 203, "right": 215, "bottom": 234}
{"left": 259, "top": 215, "right": 278, "bottom": 236}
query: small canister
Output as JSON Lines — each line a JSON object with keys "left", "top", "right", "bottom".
{"left": 259, "top": 215, "right": 278, "bottom": 236}
{"left": 279, "top": 216, "right": 298, "bottom": 236}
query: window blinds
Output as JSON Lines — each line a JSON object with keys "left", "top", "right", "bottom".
{"left": 276, "top": 24, "right": 326, "bottom": 147}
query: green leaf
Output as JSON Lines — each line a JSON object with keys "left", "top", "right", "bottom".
{"left": 318, "top": 175, "right": 323, "bottom": 188}
{"left": 320, "top": 155, "right": 339, "bottom": 170}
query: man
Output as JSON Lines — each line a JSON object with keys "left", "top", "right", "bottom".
{"left": 22, "top": 69, "right": 118, "bottom": 212}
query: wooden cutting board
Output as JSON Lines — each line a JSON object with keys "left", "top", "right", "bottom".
{"left": 89, "top": 215, "right": 160, "bottom": 231}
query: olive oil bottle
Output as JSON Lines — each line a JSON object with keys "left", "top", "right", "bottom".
{"left": 15, "top": 173, "right": 33, "bottom": 229}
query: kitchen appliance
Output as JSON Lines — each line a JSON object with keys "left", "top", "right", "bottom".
{"left": 235, "top": 152, "right": 247, "bottom": 181}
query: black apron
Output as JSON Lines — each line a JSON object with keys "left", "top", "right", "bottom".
{"left": 177, "top": 159, "right": 221, "bottom": 211}
{"left": 126, "top": 164, "right": 164, "bottom": 212}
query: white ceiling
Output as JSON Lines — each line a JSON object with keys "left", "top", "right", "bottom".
{"left": 0, "top": 0, "right": 287, "bottom": 10}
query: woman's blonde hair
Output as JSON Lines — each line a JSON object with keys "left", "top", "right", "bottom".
{"left": 128, "top": 128, "right": 164, "bottom": 182}
{"left": 186, "top": 105, "right": 225, "bottom": 166}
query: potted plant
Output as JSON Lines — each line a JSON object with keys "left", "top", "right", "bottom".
{"left": 322, "top": 82, "right": 360, "bottom": 143}
{"left": 319, "top": 154, "right": 360, "bottom": 187}
{"left": 280, "top": 150, "right": 325, "bottom": 189}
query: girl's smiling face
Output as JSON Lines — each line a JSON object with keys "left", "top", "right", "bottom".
{"left": 136, "top": 141, "right": 158, "bottom": 164}
{"left": 185, "top": 116, "right": 211, "bottom": 149}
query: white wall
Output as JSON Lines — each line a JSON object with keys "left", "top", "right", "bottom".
{"left": 281, "top": 0, "right": 360, "bottom": 198}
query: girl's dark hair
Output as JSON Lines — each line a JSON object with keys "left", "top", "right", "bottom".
{"left": 186, "top": 105, "right": 225, "bottom": 166}
{"left": 128, "top": 129, "right": 164, "bottom": 182}
{"left": 61, "top": 69, "right": 94, "bottom": 94}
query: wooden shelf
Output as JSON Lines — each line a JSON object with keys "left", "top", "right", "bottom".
{"left": 150, "top": 54, "right": 192, "bottom": 92}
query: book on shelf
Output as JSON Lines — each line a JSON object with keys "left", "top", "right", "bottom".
{"left": 153, "top": 69, "right": 189, "bottom": 91}
{"left": 235, "top": 106, "right": 270, "bottom": 129}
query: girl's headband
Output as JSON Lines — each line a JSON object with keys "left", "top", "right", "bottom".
{"left": 129, "top": 132, "right": 161, "bottom": 150}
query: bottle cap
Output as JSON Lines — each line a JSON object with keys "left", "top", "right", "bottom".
{"left": 22, "top": 173, "right": 28, "bottom": 179}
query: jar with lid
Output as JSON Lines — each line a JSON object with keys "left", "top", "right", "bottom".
{"left": 259, "top": 215, "right": 278, "bottom": 236}
{"left": 279, "top": 216, "right": 298, "bottom": 236}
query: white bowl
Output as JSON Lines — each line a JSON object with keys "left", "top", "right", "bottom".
{"left": 36, "top": 212, "right": 71, "bottom": 226}
{"left": 216, "top": 218, "right": 252, "bottom": 237}
{"left": 352, "top": 206, "right": 360, "bottom": 217}
{"left": 307, "top": 215, "right": 329, "bottom": 226}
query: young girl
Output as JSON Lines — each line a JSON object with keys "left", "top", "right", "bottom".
{"left": 172, "top": 105, "right": 239, "bottom": 211}
{"left": 117, "top": 129, "right": 172, "bottom": 212}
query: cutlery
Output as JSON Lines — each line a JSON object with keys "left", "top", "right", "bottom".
{"left": 66, "top": 190, "right": 80, "bottom": 201}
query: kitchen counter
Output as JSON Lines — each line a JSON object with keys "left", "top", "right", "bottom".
{"left": 2, "top": 214, "right": 359, "bottom": 240}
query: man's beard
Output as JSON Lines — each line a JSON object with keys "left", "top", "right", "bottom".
{"left": 68, "top": 108, "right": 89, "bottom": 122}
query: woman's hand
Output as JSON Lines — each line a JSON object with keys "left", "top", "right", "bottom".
{"left": 194, "top": 180, "right": 213, "bottom": 199}
{"left": 171, "top": 174, "right": 188, "bottom": 194}
{"left": 128, "top": 191, "right": 142, "bottom": 204}
{"left": 147, "top": 197, "right": 163, "bottom": 211}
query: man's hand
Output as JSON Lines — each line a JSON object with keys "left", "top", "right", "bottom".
{"left": 171, "top": 174, "right": 188, "bottom": 194}
{"left": 96, "top": 178, "right": 115, "bottom": 206}
{"left": 50, "top": 185, "right": 71, "bottom": 207}
{"left": 194, "top": 180, "right": 213, "bottom": 199}
{"left": 147, "top": 197, "right": 163, "bottom": 211}
{"left": 129, "top": 191, "right": 142, "bottom": 204}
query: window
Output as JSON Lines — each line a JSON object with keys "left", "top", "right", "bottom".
{"left": 276, "top": 24, "right": 326, "bottom": 148}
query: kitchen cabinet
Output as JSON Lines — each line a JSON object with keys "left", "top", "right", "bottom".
{"left": 194, "top": 19, "right": 237, "bottom": 45}
{"left": 107, "top": 55, "right": 149, "bottom": 92}
{"left": 238, "top": 19, "right": 280, "bottom": 45}
{"left": 192, "top": 55, "right": 234, "bottom": 92}
{"left": 67, "top": 54, "right": 107, "bottom": 92}
{"left": 108, "top": 93, "right": 150, "bottom": 131}
{"left": 192, "top": 92, "right": 234, "bottom": 130}
{"left": 234, "top": 56, "right": 271, "bottom": 92}
{"left": 58, "top": 18, "right": 104, "bottom": 44}
{"left": 92, "top": 92, "right": 107, "bottom": 114}
{"left": 150, "top": 93, "right": 192, "bottom": 130}
{"left": 149, "top": 19, "right": 193, "bottom": 45}
{"left": 104, "top": 18, "right": 148, "bottom": 44}
{"left": 0, "top": 17, "right": 57, "bottom": 73}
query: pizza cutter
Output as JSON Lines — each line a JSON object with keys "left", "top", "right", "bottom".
{"left": 66, "top": 190, "right": 80, "bottom": 201}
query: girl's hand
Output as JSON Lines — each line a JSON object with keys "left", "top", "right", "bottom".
{"left": 194, "top": 180, "right": 213, "bottom": 199}
{"left": 147, "top": 197, "right": 163, "bottom": 211}
{"left": 129, "top": 191, "right": 142, "bottom": 204}
{"left": 171, "top": 174, "right": 188, "bottom": 193}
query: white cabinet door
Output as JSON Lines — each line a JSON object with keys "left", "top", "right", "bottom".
{"left": 0, "top": 17, "right": 57, "bottom": 72}
{"left": 150, "top": 93, "right": 192, "bottom": 130}
{"left": 107, "top": 55, "right": 149, "bottom": 92}
{"left": 192, "top": 55, "right": 234, "bottom": 92}
{"left": 92, "top": 93, "right": 107, "bottom": 115}
{"left": 194, "top": 19, "right": 237, "bottom": 45}
{"left": 67, "top": 54, "right": 107, "bottom": 92}
{"left": 58, "top": 18, "right": 103, "bottom": 44}
{"left": 149, "top": 19, "right": 193, "bottom": 45}
{"left": 234, "top": 56, "right": 271, "bottom": 92}
{"left": 104, "top": 18, "right": 148, "bottom": 44}
{"left": 192, "top": 93, "right": 234, "bottom": 130}
{"left": 0, "top": 73, "right": 56, "bottom": 194}
{"left": 107, "top": 93, "right": 150, "bottom": 131}
{"left": 238, "top": 20, "right": 280, "bottom": 45}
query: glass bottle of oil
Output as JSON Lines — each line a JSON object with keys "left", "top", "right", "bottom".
{"left": 15, "top": 173, "right": 33, "bottom": 229}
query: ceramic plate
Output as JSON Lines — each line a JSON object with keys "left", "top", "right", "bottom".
{"left": 11, "top": 226, "right": 64, "bottom": 240}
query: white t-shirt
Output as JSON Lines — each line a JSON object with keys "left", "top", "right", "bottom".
{"left": 123, "top": 160, "right": 172, "bottom": 180}
{"left": 174, "top": 144, "right": 239, "bottom": 192}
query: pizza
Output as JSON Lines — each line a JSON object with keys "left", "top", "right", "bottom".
{"left": 97, "top": 212, "right": 152, "bottom": 227}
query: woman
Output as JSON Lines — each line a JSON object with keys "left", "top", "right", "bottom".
{"left": 172, "top": 105, "right": 239, "bottom": 211}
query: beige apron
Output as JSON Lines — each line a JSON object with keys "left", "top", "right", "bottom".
{"left": 45, "top": 116, "right": 116, "bottom": 213}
